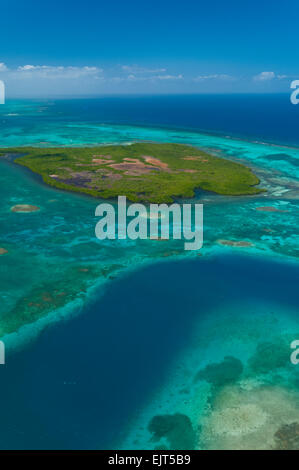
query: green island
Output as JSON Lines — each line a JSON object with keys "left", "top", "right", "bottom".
{"left": 0, "top": 143, "right": 263, "bottom": 202}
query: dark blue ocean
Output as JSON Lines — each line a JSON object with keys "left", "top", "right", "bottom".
{"left": 44, "top": 94, "right": 299, "bottom": 147}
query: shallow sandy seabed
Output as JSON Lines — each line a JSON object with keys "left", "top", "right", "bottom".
{"left": 10, "top": 204, "right": 40, "bottom": 213}
{"left": 200, "top": 382, "right": 299, "bottom": 450}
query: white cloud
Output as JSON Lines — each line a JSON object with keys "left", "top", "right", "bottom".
{"left": 122, "top": 65, "right": 167, "bottom": 74}
{"left": 193, "top": 74, "right": 234, "bottom": 82}
{"left": 18, "top": 64, "right": 36, "bottom": 71}
{"left": 0, "top": 63, "right": 106, "bottom": 97}
{"left": 0, "top": 63, "right": 8, "bottom": 72}
{"left": 127, "top": 74, "right": 137, "bottom": 81}
{"left": 14, "top": 65, "right": 103, "bottom": 79}
{"left": 253, "top": 71, "right": 276, "bottom": 81}
{"left": 120, "top": 64, "right": 183, "bottom": 81}
{"left": 153, "top": 74, "right": 183, "bottom": 80}
{"left": 125, "top": 72, "right": 183, "bottom": 82}
{"left": 0, "top": 62, "right": 183, "bottom": 95}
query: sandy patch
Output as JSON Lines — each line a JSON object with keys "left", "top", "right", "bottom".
{"left": 109, "top": 159, "right": 161, "bottom": 176}
{"left": 92, "top": 158, "right": 114, "bottom": 164}
{"left": 107, "top": 156, "right": 174, "bottom": 176}
{"left": 256, "top": 206, "right": 288, "bottom": 213}
{"left": 0, "top": 248, "right": 8, "bottom": 255}
{"left": 217, "top": 239, "right": 253, "bottom": 247}
{"left": 142, "top": 155, "right": 170, "bottom": 170}
{"left": 200, "top": 383, "right": 299, "bottom": 450}
{"left": 206, "top": 404, "right": 268, "bottom": 437}
{"left": 11, "top": 204, "right": 40, "bottom": 213}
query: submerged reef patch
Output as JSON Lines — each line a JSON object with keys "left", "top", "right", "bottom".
{"left": 195, "top": 356, "right": 243, "bottom": 387}
{"left": 0, "top": 263, "right": 123, "bottom": 336}
{"left": 274, "top": 422, "right": 299, "bottom": 450}
{"left": 148, "top": 413, "right": 196, "bottom": 450}
{"left": 248, "top": 339, "right": 291, "bottom": 375}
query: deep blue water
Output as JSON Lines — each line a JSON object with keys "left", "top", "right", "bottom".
{"left": 0, "top": 254, "right": 298, "bottom": 450}
{"left": 30, "top": 94, "right": 299, "bottom": 147}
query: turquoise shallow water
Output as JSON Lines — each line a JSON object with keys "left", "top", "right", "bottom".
{"left": 0, "top": 97, "right": 298, "bottom": 449}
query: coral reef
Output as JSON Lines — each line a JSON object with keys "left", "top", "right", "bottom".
{"left": 274, "top": 422, "right": 299, "bottom": 450}
{"left": 195, "top": 356, "right": 243, "bottom": 387}
{"left": 248, "top": 340, "right": 291, "bottom": 375}
{"left": 200, "top": 382, "right": 299, "bottom": 450}
{"left": 148, "top": 413, "right": 196, "bottom": 450}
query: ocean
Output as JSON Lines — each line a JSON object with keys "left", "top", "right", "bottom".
{"left": 0, "top": 94, "right": 298, "bottom": 450}
{"left": 2, "top": 93, "right": 299, "bottom": 147}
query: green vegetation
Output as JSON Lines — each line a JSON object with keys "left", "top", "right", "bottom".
{"left": 0, "top": 143, "right": 263, "bottom": 202}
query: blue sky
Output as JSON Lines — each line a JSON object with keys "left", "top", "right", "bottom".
{"left": 0, "top": 0, "right": 298, "bottom": 96}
